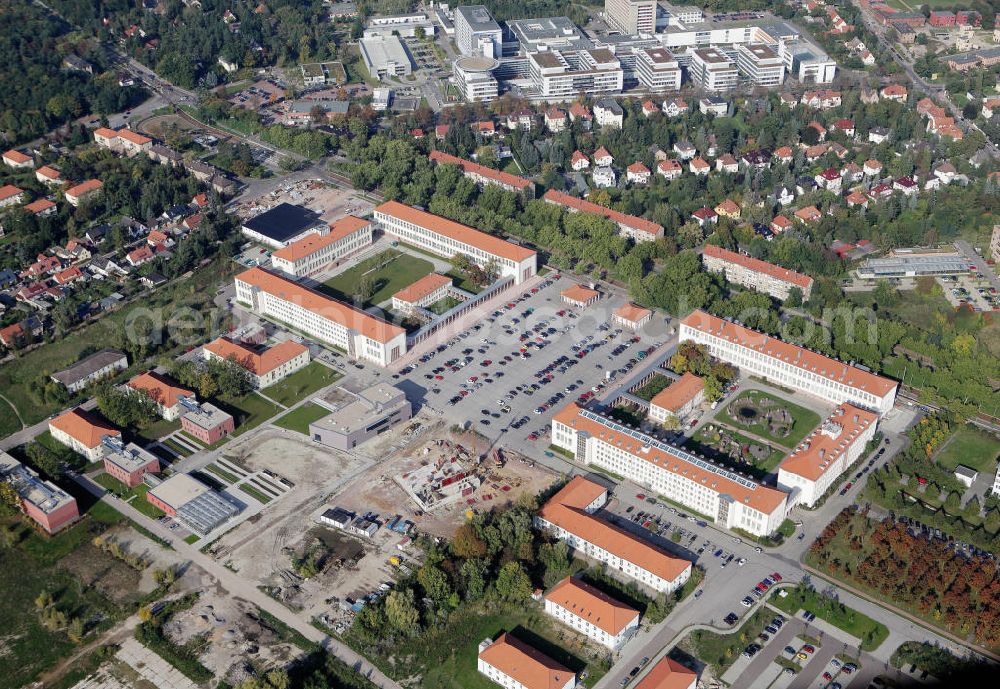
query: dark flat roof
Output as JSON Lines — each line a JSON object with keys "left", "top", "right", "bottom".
{"left": 242, "top": 203, "right": 325, "bottom": 242}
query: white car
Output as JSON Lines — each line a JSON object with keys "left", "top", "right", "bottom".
{"left": 741, "top": 597, "right": 754, "bottom": 607}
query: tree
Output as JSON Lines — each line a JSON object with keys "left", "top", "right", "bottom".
{"left": 96, "top": 385, "right": 159, "bottom": 428}
{"left": 418, "top": 564, "right": 452, "bottom": 603}
{"left": 67, "top": 617, "right": 84, "bottom": 643}
{"left": 460, "top": 558, "right": 488, "bottom": 601}
{"left": 452, "top": 523, "right": 487, "bottom": 559}
{"left": 494, "top": 561, "right": 532, "bottom": 602}
{"left": 661, "top": 415, "right": 681, "bottom": 431}
{"left": 785, "top": 286, "right": 804, "bottom": 308}
{"left": 703, "top": 376, "right": 723, "bottom": 403}
{"left": 384, "top": 588, "right": 420, "bottom": 635}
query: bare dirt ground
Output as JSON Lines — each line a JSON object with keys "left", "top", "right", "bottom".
{"left": 139, "top": 114, "right": 201, "bottom": 138}
{"left": 233, "top": 179, "right": 372, "bottom": 224}
{"left": 164, "top": 592, "right": 305, "bottom": 686}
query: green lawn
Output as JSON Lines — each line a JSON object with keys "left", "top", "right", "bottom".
{"left": 632, "top": 374, "right": 674, "bottom": 402}
{"left": 238, "top": 483, "right": 272, "bottom": 504}
{"left": 183, "top": 533, "right": 201, "bottom": 544}
{"left": 133, "top": 418, "right": 181, "bottom": 444}
{"left": 427, "top": 295, "right": 463, "bottom": 315}
{"left": 161, "top": 438, "right": 193, "bottom": 457}
{"left": 274, "top": 402, "right": 329, "bottom": 435}
{"left": 934, "top": 426, "right": 1000, "bottom": 474}
{"left": 261, "top": 361, "right": 342, "bottom": 406}
{"left": 718, "top": 390, "right": 821, "bottom": 448}
{"left": 319, "top": 250, "right": 435, "bottom": 307}
{"left": 216, "top": 392, "right": 283, "bottom": 436}
{"left": 770, "top": 585, "right": 889, "bottom": 651}
{"left": 126, "top": 485, "right": 165, "bottom": 519}
{"left": 203, "top": 463, "right": 239, "bottom": 484}
{"left": 92, "top": 472, "right": 142, "bottom": 499}
{"left": 686, "top": 607, "right": 774, "bottom": 675}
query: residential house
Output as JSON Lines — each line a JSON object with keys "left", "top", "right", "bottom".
{"left": 568, "top": 102, "right": 592, "bottom": 129}
{"left": 0, "top": 185, "right": 27, "bottom": 208}
{"left": 3, "top": 150, "right": 33, "bottom": 169}
{"left": 594, "top": 99, "right": 624, "bottom": 128}
{"left": 794, "top": 205, "right": 822, "bottom": 224}
{"left": 657, "top": 159, "right": 683, "bottom": 180}
{"left": 626, "top": 162, "right": 651, "bottom": 185}
{"left": 816, "top": 168, "right": 842, "bottom": 193}
{"left": 846, "top": 190, "right": 869, "bottom": 208}
{"left": 673, "top": 141, "right": 695, "bottom": 159}
{"left": 689, "top": 157, "right": 710, "bottom": 176}
{"left": 699, "top": 96, "right": 728, "bottom": 116}
{"left": 716, "top": 154, "right": 738, "bottom": 173}
{"left": 801, "top": 89, "right": 841, "bottom": 109}
{"left": 830, "top": 119, "right": 855, "bottom": 137}
{"left": 807, "top": 121, "right": 827, "bottom": 141}
{"left": 545, "top": 108, "right": 568, "bottom": 132}
{"left": 880, "top": 84, "right": 907, "bottom": 102}
{"left": 868, "top": 126, "right": 890, "bottom": 144}
{"left": 127, "top": 245, "right": 155, "bottom": 267}
{"left": 771, "top": 214, "right": 792, "bottom": 233}
{"left": 933, "top": 162, "right": 957, "bottom": 184}
{"left": 863, "top": 159, "right": 883, "bottom": 176}
{"left": 692, "top": 207, "right": 718, "bottom": 226}
{"left": 773, "top": 146, "right": 793, "bottom": 164}
{"left": 505, "top": 110, "right": 534, "bottom": 131}
{"left": 775, "top": 186, "right": 795, "bottom": 206}
{"left": 570, "top": 151, "right": 590, "bottom": 171}
{"left": 641, "top": 100, "right": 659, "bottom": 117}
{"left": 65, "top": 180, "right": 103, "bottom": 206}
{"left": 24, "top": 199, "right": 56, "bottom": 217}
{"left": 35, "top": 166, "right": 62, "bottom": 185}
{"left": 715, "top": 199, "right": 740, "bottom": 219}
{"left": 894, "top": 176, "right": 918, "bottom": 196}
{"left": 592, "top": 166, "right": 617, "bottom": 188}
{"left": 661, "top": 97, "right": 688, "bottom": 117}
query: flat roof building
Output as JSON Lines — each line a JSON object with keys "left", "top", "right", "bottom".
{"left": 635, "top": 47, "right": 682, "bottom": 91}
{"left": 102, "top": 437, "right": 160, "bottom": 488}
{"left": 181, "top": 402, "right": 235, "bottom": 445}
{"left": 455, "top": 5, "right": 503, "bottom": 58}
{"left": 452, "top": 55, "right": 500, "bottom": 103}
{"left": 687, "top": 47, "right": 738, "bottom": 92}
{"left": 605, "top": 0, "right": 657, "bottom": 35}
{"left": 271, "top": 216, "right": 373, "bottom": 278}
{"left": 50, "top": 349, "right": 128, "bottom": 393}
{"left": 777, "top": 404, "right": 878, "bottom": 507}
{"left": 679, "top": 310, "right": 897, "bottom": 414}
{"left": 234, "top": 268, "right": 407, "bottom": 366}
{"left": 506, "top": 16, "right": 587, "bottom": 53}
{"left": 308, "top": 383, "right": 412, "bottom": 450}
{"left": 735, "top": 44, "right": 785, "bottom": 87}
{"left": 552, "top": 405, "right": 789, "bottom": 537}
{"left": 527, "top": 48, "right": 624, "bottom": 99}
{"left": 536, "top": 475, "right": 692, "bottom": 593}
{"left": 373, "top": 201, "right": 537, "bottom": 285}
{"left": 359, "top": 35, "right": 413, "bottom": 81}
{"left": 241, "top": 203, "right": 327, "bottom": 248}
{"left": 856, "top": 252, "right": 971, "bottom": 279}
{"left": 0, "top": 451, "right": 79, "bottom": 534}
{"left": 146, "top": 473, "right": 240, "bottom": 535}
{"left": 702, "top": 244, "right": 813, "bottom": 301}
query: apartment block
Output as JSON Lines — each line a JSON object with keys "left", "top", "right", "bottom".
{"left": 542, "top": 190, "right": 663, "bottom": 242}
{"left": 544, "top": 577, "right": 639, "bottom": 649}
{"left": 270, "top": 216, "right": 373, "bottom": 278}
{"left": 527, "top": 49, "right": 624, "bottom": 99}
{"left": 551, "top": 405, "right": 789, "bottom": 537}
{"left": 634, "top": 47, "right": 682, "bottom": 91}
{"left": 234, "top": 268, "right": 406, "bottom": 366}
{"left": 536, "top": 476, "right": 692, "bottom": 593}
{"left": 203, "top": 336, "right": 310, "bottom": 387}
{"left": 373, "top": 201, "right": 537, "bottom": 284}
{"left": 478, "top": 633, "right": 575, "bottom": 689}
{"left": 687, "top": 47, "right": 738, "bottom": 91}
{"left": 701, "top": 244, "right": 813, "bottom": 301}
{"left": 429, "top": 151, "right": 533, "bottom": 196}
{"left": 605, "top": 0, "right": 657, "bottom": 35}
{"left": 49, "top": 408, "right": 121, "bottom": 462}
{"left": 778, "top": 404, "right": 878, "bottom": 506}
{"left": 679, "top": 310, "right": 897, "bottom": 414}
{"left": 125, "top": 371, "right": 195, "bottom": 421}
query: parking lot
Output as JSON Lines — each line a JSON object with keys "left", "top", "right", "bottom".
{"left": 398, "top": 274, "right": 672, "bottom": 454}
{"left": 938, "top": 274, "right": 999, "bottom": 311}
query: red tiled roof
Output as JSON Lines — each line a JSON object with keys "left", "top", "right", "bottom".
{"left": 614, "top": 302, "right": 652, "bottom": 323}
{"left": 560, "top": 284, "right": 599, "bottom": 304}
{"left": 703, "top": 245, "right": 813, "bottom": 289}
{"left": 542, "top": 190, "right": 663, "bottom": 238}
{"left": 25, "top": 198, "right": 56, "bottom": 214}
{"left": 650, "top": 372, "right": 704, "bottom": 413}
{"left": 393, "top": 273, "right": 451, "bottom": 303}
{"left": 66, "top": 179, "right": 102, "bottom": 197}
{"left": 272, "top": 216, "right": 370, "bottom": 263}
{"left": 127, "top": 371, "right": 194, "bottom": 408}
{"left": 50, "top": 408, "right": 120, "bottom": 449}
{"left": 3, "top": 150, "right": 31, "bottom": 164}
{"left": 635, "top": 658, "right": 698, "bottom": 689}
{"left": 203, "top": 337, "right": 308, "bottom": 376}
{"left": 545, "top": 577, "right": 639, "bottom": 636}
{"left": 429, "top": 150, "right": 532, "bottom": 191}
{"left": 779, "top": 404, "right": 877, "bottom": 482}
{"left": 0, "top": 184, "right": 25, "bottom": 202}
{"left": 478, "top": 633, "right": 573, "bottom": 689}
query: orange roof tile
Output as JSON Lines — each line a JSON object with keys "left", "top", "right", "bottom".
{"left": 779, "top": 404, "right": 877, "bottom": 482}
{"left": 93, "top": 127, "right": 119, "bottom": 139}
{"left": 545, "top": 577, "right": 639, "bottom": 636}
{"left": 702, "top": 245, "right": 813, "bottom": 289}
{"left": 374, "top": 201, "right": 536, "bottom": 263}
{"left": 36, "top": 165, "right": 61, "bottom": 181}
{"left": 635, "top": 658, "right": 698, "bottom": 689}
{"left": 50, "top": 408, "right": 120, "bottom": 449}
{"left": 680, "top": 310, "right": 897, "bottom": 397}
{"left": 53, "top": 266, "right": 83, "bottom": 284}
{"left": 118, "top": 129, "right": 151, "bottom": 145}
{"left": 25, "top": 198, "right": 56, "bottom": 214}
{"left": 539, "top": 476, "right": 692, "bottom": 583}
{"left": 203, "top": 337, "right": 308, "bottom": 376}
{"left": 614, "top": 302, "right": 652, "bottom": 324}
{"left": 393, "top": 273, "right": 451, "bottom": 303}
{"left": 429, "top": 150, "right": 532, "bottom": 191}
{"left": 272, "top": 216, "right": 371, "bottom": 263}
{"left": 627, "top": 162, "right": 650, "bottom": 174}
{"left": 66, "top": 179, "right": 102, "bottom": 197}
{"left": 235, "top": 267, "right": 405, "bottom": 343}
{"left": 127, "top": 371, "right": 194, "bottom": 408}
{"left": 479, "top": 633, "right": 573, "bottom": 689}
{"left": 794, "top": 205, "right": 821, "bottom": 222}
{"left": 542, "top": 190, "right": 663, "bottom": 237}
{"left": 0, "top": 184, "right": 25, "bottom": 202}
{"left": 650, "top": 373, "right": 704, "bottom": 413}
{"left": 553, "top": 405, "right": 789, "bottom": 514}
{"left": 560, "top": 284, "right": 599, "bottom": 304}
{"left": 3, "top": 150, "right": 31, "bottom": 164}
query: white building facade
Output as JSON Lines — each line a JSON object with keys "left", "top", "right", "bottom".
{"left": 270, "top": 217, "right": 373, "bottom": 278}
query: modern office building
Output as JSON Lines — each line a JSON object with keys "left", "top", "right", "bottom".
{"left": 527, "top": 48, "right": 624, "bottom": 98}
{"left": 270, "top": 216, "right": 373, "bottom": 278}
{"left": 202, "top": 337, "right": 310, "bottom": 388}
{"left": 536, "top": 476, "right": 692, "bottom": 593}
{"left": 605, "top": 0, "right": 657, "bottom": 35}
{"left": 363, "top": 12, "right": 435, "bottom": 38}
{"left": 702, "top": 245, "right": 813, "bottom": 301}
{"left": 146, "top": 473, "right": 240, "bottom": 535}
{"left": 373, "top": 201, "right": 537, "bottom": 284}
{"left": 735, "top": 44, "right": 785, "bottom": 87}
{"left": 455, "top": 5, "right": 503, "bottom": 57}
{"left": 506, "top": 16, "right": 588, "bottom": 53}
{"left": 544, "top": 576, "right": 640, "bottom": 650}
{"left": 429, "top": 151, "right": 533, "bottom": 195}
{"left": 359, "top": 35, "right": 413, "bottom": 81}
{"left": 308, "top": 383, "right": 412, "bottom": 450}
{"left": 634, "top": 47, "right": 682, "bottom": 91}
{"left": 679, "top": 310, "right": 898, "bottom": 414}
{"left": 855, "top": 252, "right": 972, "bottom": 279}
{"left": 478, "top": 633, "right": 575, "bottom": 689}
{"left": 687, "top": 47, "right": 739, "bottom": 91}
{"left": 233, "top": 268, "right": 407, "bottom": 366}
{"left": 102, "top": 437, "right": 160, "bottom": 488}
{"left": 241, "top": 203, "right": 327, "bottom": 248}
{"left": 49, "top": 408, "right": 121, "bottom": 462}
{"left": 552, "top": 406, "right": 789, "bottom": 536}
{"left": 542, "top": 190, "right": 663, "bottom": 242}
{"left": 181, "top": 402, "right": 235, "bottom": 445}
{"left": 452, "top": 55, "right": 500, "bottom": 102}
{"left": 648, "top": 372, "right": 705, "bottom": 424}
{"left": 777, "top": 404, "right": 878, "bottom": 507}
{"left": 0, "top": 451, "right": 79, "bottom": 534}
{"left": 779, "top": 40, "right": 837, "bottom": 83}
{"left": 125, "top": 371, "right": 195, "bottom": 421}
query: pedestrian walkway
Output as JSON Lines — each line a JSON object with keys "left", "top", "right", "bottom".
{"left": 117, "top": 637, "right": 199, "bottom": 689}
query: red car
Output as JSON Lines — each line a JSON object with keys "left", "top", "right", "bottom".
{"left": 771, "top": 572, "right": 782, "bottom": 581}
{"left": 822, "top": 672, "right": 833, "bottom": 681}
{"left": 636, "top": 493, "right": 646, "bottom": 500}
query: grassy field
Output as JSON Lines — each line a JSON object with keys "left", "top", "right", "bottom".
{"left": 216, "top": 392, "right": 283, "bottom": 436}
{"left": 274, "top": 402, "right": 329, "bottom": 435}
{"left": 133, "top": 418, "right": 181, "bottom": 444}
{"left": 632, "top": 374, "right": 673, "bottom": 402}
{"left": 688, "top": 425, "right": 786, "bottom": 478}
{"left": 934, "top": 426, "right": 1000, "bottom": 474}
{"left": 203, "top": 463, "right": 239, "bottom": 484}
{"left": 0, "top": 258, "right": 232, "bottom": 432}
{"left": 770, "top": 585, "right": 889, "bottom": 651}
{"left": 428, "top": 295, "right": 463, "bottom": 315}
{"left": 126, "top": 484, "right": 165, "bottom": 519}
{"left": 238, "top": 483, "right": 272, "bottom": 504}
{"left": 371, "top": 603, "right": 608, "bottom": 689}
{"left": 261, "top": 361, "right": 342, "bottom": 406}
{"left": 719, "top": 390, "right": 821, "bottom": 448}
{"left": 320, "top": 250, "right": 434, "bottom": 307}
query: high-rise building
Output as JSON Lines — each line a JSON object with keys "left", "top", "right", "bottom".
{"left": 527, "top": 49, "right": 624, "bottom": 98}
{"left": 454, "top": 5, "right": 503, "bottom": 57}
{"left": 452, "top": 55, "right": 499, "bottom": 102}
{"left": 687, "top": 47, "right": 739, "bottom": 91}
{"left": 605, "top": 0, "right": 657, "bottom": 35}
{"left": 735, "top": 43, "right": 786, "bottom": 87}
{"left": 634, "top": 47, "right": 682, "bottom": 91}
